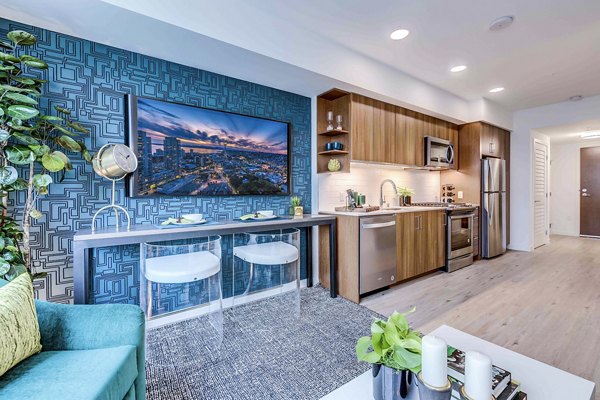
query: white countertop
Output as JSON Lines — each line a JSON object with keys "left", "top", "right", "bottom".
{"left": 320, "top": 206, "right": 448, "bottom": 217}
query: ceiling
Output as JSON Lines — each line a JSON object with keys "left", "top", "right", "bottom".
{"left": 536, "top": 118, "right": 600, "bottom": 143}
{"left": 99, "top": 0, "right": 600, "bottom": 111}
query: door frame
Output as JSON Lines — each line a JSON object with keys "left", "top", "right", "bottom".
{"left": 579, "top": 146, "right": 600, "bottom": 238}
{"left": 533, "top": 138, "right": 549, "bottom": 248}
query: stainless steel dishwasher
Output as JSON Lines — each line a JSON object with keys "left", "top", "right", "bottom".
{"left": 359, "top": 215, "right": 397, "bottom": 294}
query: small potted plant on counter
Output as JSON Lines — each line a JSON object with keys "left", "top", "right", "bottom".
{"left": 290, "top": 196, "right": 303, "bottom": 217}
{"left": 397, "top": 187, "right": 414, "bottom": 206}
{"left": 356, "top": 309, "right": 422, "bottom": 400}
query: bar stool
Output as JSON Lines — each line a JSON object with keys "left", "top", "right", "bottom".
{"left": 140, "top": 236, "right": 222, "bottom": 365}
{"left": 233, "top": 228, "right": 301, "bottom": 318}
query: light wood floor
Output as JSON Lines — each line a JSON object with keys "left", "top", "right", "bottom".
{"left": 362, "top": 235, "right": 600, "bottom": 397}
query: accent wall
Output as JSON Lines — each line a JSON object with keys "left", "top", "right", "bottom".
{"left": 0, "top": 18, "right": 312, "bottom": 304}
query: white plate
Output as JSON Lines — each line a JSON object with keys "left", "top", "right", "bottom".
{"left": 247, "top": 215, "right": 278, "bottom": 221}
{"left": 172, "top": 219, "right": 207, "bottom": 226}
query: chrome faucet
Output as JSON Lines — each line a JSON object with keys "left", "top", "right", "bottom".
{"left": 379, "top": 179, "right": 397, "bottom": 207}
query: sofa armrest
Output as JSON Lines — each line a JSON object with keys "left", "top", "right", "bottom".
{"left": 35, "top": 300, "right": 146, "bottom": 400}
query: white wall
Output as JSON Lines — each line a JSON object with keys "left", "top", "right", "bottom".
{"left": 318, "top": 163, "right": 440, "bottom": 211}
{"left": 512, "top": 94, "right": 600, "bottom": 251}
{"left": 550, "top": 139, "right": 600, "bottom": 236}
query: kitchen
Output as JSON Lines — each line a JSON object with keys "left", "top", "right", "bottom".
{"left": 316, "top": 89, "right": 510, "bottom": 303}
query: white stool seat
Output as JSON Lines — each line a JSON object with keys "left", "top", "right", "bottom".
{"left": 144, "top": 251, "right": 220, "bottom": 284}
{"left": 233, "top": 241, "right": 299, "bottom": 265}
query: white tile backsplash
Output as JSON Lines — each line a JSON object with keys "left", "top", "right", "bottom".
{"left": 318, "top": 162, "right": 441, "bottom": 210}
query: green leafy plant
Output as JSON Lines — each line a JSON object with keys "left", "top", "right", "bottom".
{"left": 0, "top": 29, "right": 92, "bottom": 281}
{"left": 356, "top": 309, "right": 423, "bottom": 374}
{"left": 290, "top": 196, "right": 302, "bottom": 207}
{"left": 397, "top": 187, "right": 415, "bottom": 197}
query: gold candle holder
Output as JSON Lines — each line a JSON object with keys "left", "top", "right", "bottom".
{"left": 459, "top": 386, "right": 496, "bottom": 400}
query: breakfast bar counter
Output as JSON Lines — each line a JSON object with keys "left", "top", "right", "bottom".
{"left": 73, "top": 214, "right": 337, "bottom": 304}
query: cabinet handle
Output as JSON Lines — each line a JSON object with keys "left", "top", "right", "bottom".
{"left": 442, "top": 213, "right": 447, "bottom": 226}
{"left": 489, "top": 142, "right": 494, "bottom": 153}
{"left": 415, "top": 215, "right": 419, "bottom": 230}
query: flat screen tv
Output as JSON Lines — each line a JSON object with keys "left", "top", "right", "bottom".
{"left": 126, "top": 95, "right": 290, "bottom": 197}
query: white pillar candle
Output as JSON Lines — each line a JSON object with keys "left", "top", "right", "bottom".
{"left": 421, "top": 335, "right": 448, "bottom": 388}
{"left": 464, "top": 351, "right": 492, "bottom": 400}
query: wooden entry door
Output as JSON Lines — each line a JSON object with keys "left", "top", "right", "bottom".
{"left": 580, "top": 146, "right": 600, "bottom": 237}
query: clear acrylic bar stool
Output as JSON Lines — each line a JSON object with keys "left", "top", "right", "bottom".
{"left": 233, "top": 228, "right": 301, "bottom": 318}
{"left": 140, "top": 235, "right": 222, "bottom": 366}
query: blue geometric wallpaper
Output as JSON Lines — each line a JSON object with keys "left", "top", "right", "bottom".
{"left": 0, "top": 19, "right": 311, "bottom": 304}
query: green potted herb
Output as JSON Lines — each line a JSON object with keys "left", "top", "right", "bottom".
{"left": 397, "top": 187, "right": 414, "bottom": 206}
{"left": 356, "top": 309, "right": 422, "bottom": 400}
{"left": 290, "top": 196, "right": 303, "bottom": 216}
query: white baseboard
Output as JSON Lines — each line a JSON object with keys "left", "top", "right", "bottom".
{"left": 146, "top": 279, "right": 308, "bottom": 329}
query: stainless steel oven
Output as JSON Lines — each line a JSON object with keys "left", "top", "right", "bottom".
{"left": 446, "top": 209, "right": 475, "bottom": 272}
{"left": 424, "top": 136, "right": 455, "bottom": 169}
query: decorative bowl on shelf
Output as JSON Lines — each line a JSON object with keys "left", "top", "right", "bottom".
{"left": 325, "top": 142, "right": 344, "bottom": 151}
{"left": 328, "top": 158, "right": 341, "bottom": 172}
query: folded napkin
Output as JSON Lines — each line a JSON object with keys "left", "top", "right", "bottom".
{"left": 240, "top": 214, "right": 256, "bottom": 221}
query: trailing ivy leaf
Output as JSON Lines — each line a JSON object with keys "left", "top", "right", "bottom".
{"left": 356, "top": 336, "right": 381, "bottom": 364}
{"left": 49, "top": 123, "right": 76, "bottom": 137}
{"left": 31, "top": 78, "right": 47, "bottom": 84}
{"left": 0, "top": 128, "right": 10, "bottom": 142}
{"left": 5, "top": 145, "right": 35, "bottom": 165}
{"left": 11, "top": 76, "right": 36, "bottom": 85}
{"left": 0, "top": 65, "right": 16, "bottom": 71}
{"left": 6, "top": 178, "right": 28, "bottom": 191}
{"left": 0, "top": 166, "right": 18, "bottom": 185}
{"left": 7, "top": 30, "right": 37, "bottom": 46}
{"left": 0, "top": 237, "right": 5, "bottom": 252}
{"left": 12, "top": 132, "right": 39, "bottom": 146}
{"left": 42, "top": 152, "right": 66, "bottom": 172}
{"left": 29, "top": 144, "right": 50, "bottom": 157}
{"left": 0, "top": 258, "right": 10, "bottom": 275}
{"left": 5, "top": 92, "right": 37, "bottom": 105}
{"left": 0, "top": 40, "right": 13, "bottom": 50}
{"left": 80, "top": 145, "right": 92, "bottom": 162}
{"left": 32, "top": 173, "right": 52, "bottom": 188}
{"left": 29, "top": 208, "right": 43, "bottom": 219}
{"left": 6, "top": 124, "right": 33, "bottom": 132}
{"left": 52, "top": 150, "right": 72, "bottom": 170}
{"left": 54, "top": 106, "right": 71, "bottom": 115}
{"left": 0, "top": 52, "right": 20, "bottom": 63}
{"left": 19, "top": 55, "right": 48, "bottom": 69}
{"left": 5, "top": 264, "right": 27, "bottom": 281}
{"left": 40, "top": 115, "right": 63, "bottom": 122}
{"left": 66, "top": 120, "right": 88, "bottom": 134}
{"left": 7, "top": 105, "right": 39, "bottom": 120}
{"left": 0, "top": 84, "right": 26, "bottom": 92}
{"left": 57, "top": 135, "right": 81, "bottom": 152}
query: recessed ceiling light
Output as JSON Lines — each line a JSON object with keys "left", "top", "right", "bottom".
{"left": 390, "top": 29, "right": 410, "bottom": 40}
{"left": 569, "top": 95, "right": 584, "bottom": 102}
{"left": 489, "top": 87, "right": 505, "bottom": 93}
{"left": 450, "top": 65, "right": 467, "bottom": 73}
{"left": 489, "top": 16, "right": 515, "bottom": 31}
{"left": 581, "top": 130, "right": 600, "bottom": 139}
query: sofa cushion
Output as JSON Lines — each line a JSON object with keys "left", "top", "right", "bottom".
{"left": 0, "top": 274, "right": 42, "bottom": 377}
{"left": 0, "top": 345, "right": 138, "bottom": 400}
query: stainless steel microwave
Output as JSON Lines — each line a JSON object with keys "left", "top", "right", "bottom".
{"left": 424, "top": 136, "right": 455, "bottom": 168}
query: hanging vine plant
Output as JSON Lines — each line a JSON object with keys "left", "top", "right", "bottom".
{"left": 0, "top": 29, "right": 92, "bottom": 281}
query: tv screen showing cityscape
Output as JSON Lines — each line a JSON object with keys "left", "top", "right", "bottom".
{"left": 127, "top": 96, "right": 290, "bottom": 196}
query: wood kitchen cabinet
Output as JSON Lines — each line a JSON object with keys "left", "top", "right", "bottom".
{"left": 481, "top": 123, "right": 507, "bottom": 159}
{"left": 317, "top": 88, "right": 459, "bottom": 171}
{"left": 396, "top": 210, "right": 446, "bottom": 281}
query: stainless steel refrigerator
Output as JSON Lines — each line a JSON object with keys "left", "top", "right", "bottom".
{"left": 481, "top": 158, "right": 506, "bottom": 258}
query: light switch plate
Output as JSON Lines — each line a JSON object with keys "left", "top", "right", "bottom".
{"left": 457, "top": 191, "right": 464, "bottom": 199}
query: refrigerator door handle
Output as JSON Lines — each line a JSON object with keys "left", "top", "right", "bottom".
{"left": 489, "top": 192, "right": 494, "bottom": 226}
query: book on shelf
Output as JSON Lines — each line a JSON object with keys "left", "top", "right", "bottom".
{"left": 449, "top": 377, "right": 521, "bottom": 400}
{"left": 447, "top": 346, "right": 511, "bottom": 398}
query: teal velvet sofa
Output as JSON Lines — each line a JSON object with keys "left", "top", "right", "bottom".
{"left": 0, "top": 279, "right": 146, "bottom": 400}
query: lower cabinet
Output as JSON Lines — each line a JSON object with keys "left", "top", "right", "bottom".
{"left": 396, "top": 210, "right": 446, "bottom": 280}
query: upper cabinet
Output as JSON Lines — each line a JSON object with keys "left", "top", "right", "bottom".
{"left": 316, "top": 88, "right": 460, "bottom": 173}
{"left": 481, "top": 123, "right": 507, "bottom": 159}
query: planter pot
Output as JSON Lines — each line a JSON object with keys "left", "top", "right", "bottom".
{"left": 373, "top": 364, "right": 416, "bottom": 400}
{"left": 403, "top": 196, "right": 412, "bottom": 206}
{"left": 293, "top": 206, "right": 304, "bottom": 217}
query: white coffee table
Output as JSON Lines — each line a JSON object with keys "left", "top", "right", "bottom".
{"left": 321, "top": 325, "right": 596, "bottom": 400}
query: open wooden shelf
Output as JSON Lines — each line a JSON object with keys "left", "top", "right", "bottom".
{"left": 318, "top": 129, "right": 349, "bottom": 136}
{"left": 318, "top": 150, "right": 349, "bottom": 155}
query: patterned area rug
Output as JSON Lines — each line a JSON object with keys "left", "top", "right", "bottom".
{"left": 146, "top": 286, "right": 382, "bottom": 399}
